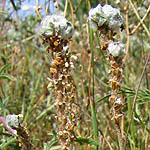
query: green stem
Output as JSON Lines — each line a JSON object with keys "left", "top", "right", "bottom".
{"left": 128, "top": 98, "right": 136, "bottom": 150}
{"left": 89, "top": 24, "right": 99, "bottom": 150}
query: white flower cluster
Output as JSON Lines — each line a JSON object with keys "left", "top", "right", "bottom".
{"left": 6, "top": 114, "right": 22, "bottom": 128}
{"left": 40, "top": 14, "right": 73, "bottom": 40}
{"left": 107, "top": 41, "right": 126, "bottom": 57}
{"left": 88, "top": 4, "right": 106, "bottom": 29}
{"left": 88, "top": 4, "right": 123, "bottom": 31}
{"left": 114, "top": 98, "right": 121, "bottom": 105}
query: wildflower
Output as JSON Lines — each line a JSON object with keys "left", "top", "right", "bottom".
{"left": 0, "top": 115, "right": 18, "bottom": 135}
{"left": 88, "top": 4, "right": 106, "bottom": 28}
{"left": 6, "top": 114, "right": 20, "bottom": 128}
{"left": 88, "top": 4, "right": 123, "bottom": 31}
{"left": 107, "top": 41, "right": 126, "bottom": 57}
{"left": 114, "top": 98, "right": 122, "bottom": 105}
{"left": 40, "top": 14, "right": 80, "bottom": 150}
{"left": 65, "top": 62, "right": 69, "bottom": 68}
{"left": 88, "top": 4, "right": 126, "bottom": 148}
{"left": 40, "top": 14, "right": 73, "bottom": 40}
{"left": 102, "top": 5, "right": 120, "bottom": 19}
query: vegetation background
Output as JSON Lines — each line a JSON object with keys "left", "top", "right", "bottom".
{"left": 0, "top": 0, "right": 150, "bottom": 149}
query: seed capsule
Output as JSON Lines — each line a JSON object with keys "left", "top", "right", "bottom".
{"left": 54, "top": 40, "right": 59, "bottom": 47}
{"left": 50, "top": 68, "right": 57, "bottom": 74}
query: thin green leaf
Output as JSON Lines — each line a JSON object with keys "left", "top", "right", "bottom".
{"left": 0, "top": 64, "right": 10, "bottom": 73}
{"left": 0, "top": 11, "right": 9, "bottom": 15}
{"left": 137, "top": 100, "right": 150, "bottom": 105}
{"left": 96, "top": 94, "right": 111, "bottom": 104}
{"left": 36, "top": 105, "right": 55, "bottom": 121}
{"left": 50, "top": 146, "right": 61, "bottom": 150}
{"left": 10, "top": 0, "right": 17, "bottom": 11}
{"left": 35, "top": 66, "right": 44, "bottom": 90}
{"left": 43, "top": 138, "right": 58, "bottom": 150}
{"left": 0, "top": 74, "right": 15, "bottom": 81}
{"left": 136, "top": 97, "right": 150, "bottom": 101}
{"left": 75, "top": 137, "right": 99, "bottom": 146}
{"left": 0, "top": 138, "right": 17, "bottom": 149}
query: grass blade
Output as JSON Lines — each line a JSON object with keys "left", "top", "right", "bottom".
{"left": 0, "top": 74, "right": 15, "bottom": 81}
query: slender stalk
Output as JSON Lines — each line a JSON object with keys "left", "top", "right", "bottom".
{"left": 89, "top": 24, "right": 99, "bottom": 150}
{"left": 127, "top": 97, "right": 135, "bottom": 149}
{"left": 130, "top": 5, "right": 150, "bottom": 35}
{"left": 126, "top": 54, "right": 150, "bottom": 149}
{"left": 128, "top": 0, "right": 150, "bottom": 37}
{"left": 88, "top": 4, "right": 126, "bottom": 150}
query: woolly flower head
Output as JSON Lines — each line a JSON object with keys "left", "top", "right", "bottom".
{"left": 88, "top": 4, "right": 106, "bottom": 29}
{"left": 6, "top": 114, "right": 22, "bottom": 128}
{"left": 102, "top": 4, "right": 123, "bottom": 29}
{"left": 40, "top": 14, "right": 73, "bottom": 40}
{"left": 88, "top": 4, "right": 123, "bottom": 30}
{"left": 102, "top": 4, "right": 120, "bottom": 19}
{"left": 107, "top": 41, "right": 126, "bottom": 57}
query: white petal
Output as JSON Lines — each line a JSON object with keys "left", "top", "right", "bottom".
{"left": 107, "top": 41, "right": 126, "bottom": 57}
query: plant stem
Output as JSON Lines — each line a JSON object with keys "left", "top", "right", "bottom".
{"left": 89, "top": 24, "right": 99, "bottom": 150}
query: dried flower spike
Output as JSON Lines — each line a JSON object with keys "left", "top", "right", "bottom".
{"left": 88, "top": 4, "right": 126, "bottom": 150}
{"left": 40, "top": 14, "right": 80, "bottom": 150}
